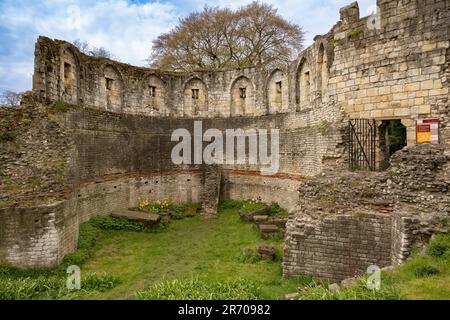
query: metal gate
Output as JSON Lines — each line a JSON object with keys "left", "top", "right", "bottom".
{"left": 348, "top": 119, "right": 376, "bottom": 171}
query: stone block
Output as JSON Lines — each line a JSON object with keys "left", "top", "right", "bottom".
{"left": 394, "top": 108, "right": 410, "bottom": 117}
{"left": 328, "top": 283, "right": 340, "bottom": 292}
{"left": 418, "top": 105, "right": 431, "bottom": 114}
{"left": 256, "top": 244, "right": 276, "bottom": 259}
{"left": 111, "top": 210, "right": 161, "bottom": 226}
{"left": 285, "top": 292, "right": 300, "bottom": 300}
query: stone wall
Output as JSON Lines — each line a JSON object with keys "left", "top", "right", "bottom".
{"left": 0, "top": 198, "right": 78, "bottom": 268}
{"left": 283, "top": 213, "right": 392, "bottom": 281}
{"left": 283, "top": 144, "right": 450, "bottom": 281}
{"left": 283, "top": 211, "right": 428, "bottom": 282}
{"left": 329, "top": 0, "right": 450, "bottom": 144}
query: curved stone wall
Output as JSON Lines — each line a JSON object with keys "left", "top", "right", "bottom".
{"left": 32, "top": 31, "right": 335, "bottom": 119}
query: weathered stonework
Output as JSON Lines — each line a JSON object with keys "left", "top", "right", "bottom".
{"left": 1, "top": 0, "right": 449, "bottom": 278}
{"left": 283, "top": 143, "right": 450, "bottom": 281}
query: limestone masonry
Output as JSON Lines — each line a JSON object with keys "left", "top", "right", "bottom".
{"left": 0, "top": 0, "right": 449, "bottom": 281}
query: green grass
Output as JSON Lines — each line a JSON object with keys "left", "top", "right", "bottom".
{"left": 79, "top": 206, "right": 308, "bottom": 299}
{"left": 136, "top": 278, "right": 262, "bottom": 300}
{"left": 381, "top": 233, "right": 450, "bottom": 300}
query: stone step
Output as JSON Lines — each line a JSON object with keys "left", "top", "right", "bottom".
{"left": 258, "top": 224, "right": 284, "bottom": 239}
{"left": 258, "top": 224, "right": 279, "bottom": 233}
{"left": 269, "top": 218, "right": 288, "bottom": 228}
{"left": 253, "top": 215, "right": 269, "bottom": 223}
{"left": 111, "top": 209, "right": 161, "bottom": 226}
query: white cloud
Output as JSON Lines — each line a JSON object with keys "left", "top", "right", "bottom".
{"left": 0, "top": 0, "right": 377, "bottom": 92}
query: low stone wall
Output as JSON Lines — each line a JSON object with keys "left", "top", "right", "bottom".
{"left": 76, "top": 172, "right": 204, "bottom": 224}
{"left": 0, "top": 198, "right": 78, "bottom": 268}
{"left": 221, "top": 170, "right": 303, "bottom": 213}
{"left": 283, "top": 212, "right": 416, "bottom": 282}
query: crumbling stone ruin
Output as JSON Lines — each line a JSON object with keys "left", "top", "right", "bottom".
{"left": 0, "top": 0, "right": 449, "bottom": 281}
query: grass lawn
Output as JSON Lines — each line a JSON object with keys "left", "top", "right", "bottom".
{"left": 79, "top": 207, "right": 310, "bottom": 300}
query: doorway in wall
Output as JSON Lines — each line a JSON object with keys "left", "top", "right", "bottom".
{"left": 378, "top": 119, "right": 407, "bottom": 170}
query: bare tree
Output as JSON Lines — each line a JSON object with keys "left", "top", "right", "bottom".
{"left": 73, "top": 39, "right": 90, "bottom": 55}
{"left": 89, "top": 47, "right": 112, "bottom": 59}
{"left": 0, "top": 90, "right": 22, "bottom": 108}
{"left": 149, "top": 2, "right": 304, "bottom": 71}
{"left": 73, "top": 39, "right": 113, "bottom": 59}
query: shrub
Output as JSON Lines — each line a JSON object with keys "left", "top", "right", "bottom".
{"left": 269, "top": 202, "right": 288, "bottom": 217}
{"left": 50, "top": 100, "right": 71, "bottom": 113}
{"left": 427, "top": 234, "right": 450, "bottom": 258}
{"left": 413, "top": 265, "right": 440, "bottom": 278}
{"left": 138, "top": 200, "right": 200, "bottom": 220}
{"left": 219, "top": 200, "right": 244, "bottom": 210}
{"left": 61, "top": 222, "right": 102, "bottom": 268}
{"left": 135, "top": 277, "right": 261, "bottom": 300}
{"left": 77, "top": 223, "right": 101, "bottom": 251}
{"left": 237, "top": 247, "right": 262, "bottom": 264}
{"left": 240, "top": 200, "right": 266, "bottom": 213}
{"left": 63, "top": 251, "right": 91, "bottom": 267}
{"left": 89, "top": 216, "right": 146, "bottom": 232}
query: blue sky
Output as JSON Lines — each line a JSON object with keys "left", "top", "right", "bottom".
{"left": 0, "top": 0, "right": 376, "bottom": 93}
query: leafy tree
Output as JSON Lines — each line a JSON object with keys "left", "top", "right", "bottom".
{"left": 149, "top": 2, "right": 304, "bottom": 71}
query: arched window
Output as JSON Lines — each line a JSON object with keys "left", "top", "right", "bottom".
{"left": 143, "top": 75, "right": 166, "bottom": 113}
{"left": 296, "top": 58, "right": 311, "bottom": 109}
{"left": 317, "top": 44, "right": 328, "bottom": 100}
{"left": 267, "top": 69, "right": 286, "bottom": 113}
{"left": 183, "top": 78, "right": 207, "bottom": 116}
{"left": 102, "top": 65, "right": 123, "bottom": 111}
{"left": 231, "top": 76, "right": 254, "bottom": 116}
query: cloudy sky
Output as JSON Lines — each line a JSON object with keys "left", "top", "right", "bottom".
{"left": 0, "top": 0, "right": 377, "bottom": 93}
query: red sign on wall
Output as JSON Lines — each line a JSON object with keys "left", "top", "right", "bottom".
{"left": 416, "top": 119, "right": 439, "bottom": 144}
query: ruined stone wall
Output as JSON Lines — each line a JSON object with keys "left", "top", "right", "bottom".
{"left": 283, "top": 213, "right": 393, "bottom": 281}
{"left": 33, "top": 38, "right": 283, "bottom": 118}
{"left": 56, "top": 105, "right": 345, "bottom": 180}
{"left": 33, "top": 0, "right": 450, "bottom": 146}
{"left": 329, "top": 0, "right": 450, "bottom": 144}
{"left": 0, "top": 198, "right": 78, "bottom": 268}
{"left": 283, "top": 144, "right": 450, "bottom": 281}
{"left": 76, "top": 173, "right": 204, "bottom": 224}
{"left": 221, "top": 172, "right": 304, "bottom": 213}
{"left": 283, "top": 211, "right": 424, "bottom": 282}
